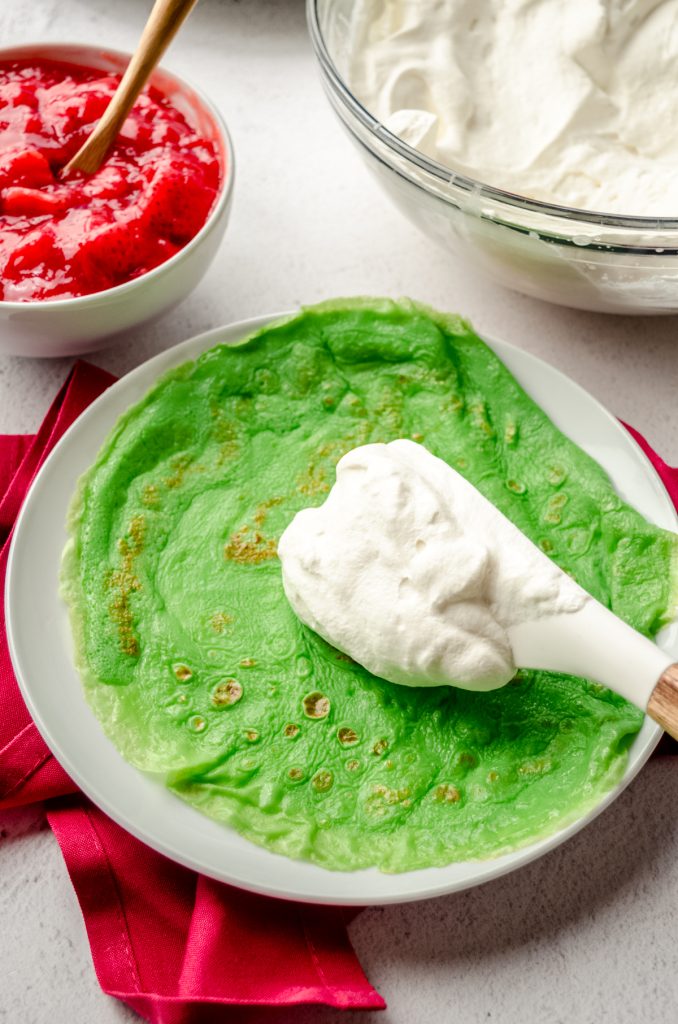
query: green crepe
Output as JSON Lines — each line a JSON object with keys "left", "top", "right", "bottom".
{"left": 62, "top": 298, "right": 678, "bottom": 872}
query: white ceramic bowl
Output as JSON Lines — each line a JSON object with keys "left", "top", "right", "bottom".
{"left": 0, "top": 44, "right": 234, "bottom": 358}
{"left": 308, "top": 0, "right": 678, "bottom": 314}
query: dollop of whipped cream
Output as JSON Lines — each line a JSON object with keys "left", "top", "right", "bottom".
{"left": 343, "top": 0, "right": 678, "bottom": 216}
{"left": 278, "top": 441, "right": 588, "bottom": 692}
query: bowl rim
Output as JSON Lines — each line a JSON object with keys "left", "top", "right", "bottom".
{"left": 0, "top": 41, "right": 235, "bottom": 310}
{"left": 306, "top": 0, "right": 678, "bottom": 234}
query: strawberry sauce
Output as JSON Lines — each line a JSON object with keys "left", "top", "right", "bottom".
{"left": 0, "top": 58, "right": 222, "bottom": 301}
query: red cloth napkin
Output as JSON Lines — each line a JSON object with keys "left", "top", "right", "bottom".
{"left": 0, "top": 362, "right": 385, "bottom": 1022}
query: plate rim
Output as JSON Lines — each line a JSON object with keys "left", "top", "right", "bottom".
{"left": 5, "top": 308, "right": 674, "bottom": 905}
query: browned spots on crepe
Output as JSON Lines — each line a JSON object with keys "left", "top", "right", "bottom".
{"left": 224, "top": 525, "right": 278, "bottom": 564}
{"left": 107, "top": 515, "right": 146, "bottom": 656}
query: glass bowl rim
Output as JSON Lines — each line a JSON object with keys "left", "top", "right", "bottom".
{"left": 307, "top": 0, "right": 678, "bottom": 236}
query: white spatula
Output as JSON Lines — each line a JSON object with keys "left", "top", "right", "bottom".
{"left": 508, "top": 599, "right": 678, "bottom": 738}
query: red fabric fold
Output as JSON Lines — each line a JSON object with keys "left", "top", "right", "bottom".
{"left": 0, "top": 362, "right": 384, "bottom": 1021}
{"left": 622, "top": 421, "right": 678, "bottom": 510}
{"left": 0, "top": 361, "right": 114, "bottom": 807}
{"left": 621, "top": 422, "right": 678, "bottom": 757}
{"left": 46, "top": 800, "right": 379, "bottom": 1019}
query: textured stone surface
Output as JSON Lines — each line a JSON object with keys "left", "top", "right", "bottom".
{"left": 2, "top": 1, "right": 678, "bottom": 1021}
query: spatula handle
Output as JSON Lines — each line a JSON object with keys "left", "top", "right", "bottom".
{"left": 648, "top": 664, "right": 678, "bottom": 740}
{"left": 63, "top": 0, "right": 199, "bottom": 176}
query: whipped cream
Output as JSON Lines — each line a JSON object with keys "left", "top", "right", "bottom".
{"left": 278, "top": 441, "right": 587, "bottom": 692}
{"left": 344, "top": 0, "right": 678, "bottom": 216}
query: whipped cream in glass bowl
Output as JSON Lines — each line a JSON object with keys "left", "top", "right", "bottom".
{"left": 347, "top": 0, "right": 678, "bottom": 218}
{"left": 308, "top": 0, "right": 678, "bottom": 313}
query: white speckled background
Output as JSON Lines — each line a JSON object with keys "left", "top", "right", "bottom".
{"left": 2, "top": 2, "right": 678, "bottom": 1021}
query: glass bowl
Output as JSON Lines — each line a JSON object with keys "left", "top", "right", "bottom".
{"left": 308, "top": 0, "right": 678, "bottom": 315}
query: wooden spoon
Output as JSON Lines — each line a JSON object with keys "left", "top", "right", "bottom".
{"left": 63, "top": 0, "right": 199, "bottom": 177}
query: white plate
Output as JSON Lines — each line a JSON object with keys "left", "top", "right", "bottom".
{"left": 6, "top": 313, "right": 678, "bottom": 905}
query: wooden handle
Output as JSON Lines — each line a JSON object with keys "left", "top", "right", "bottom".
{"left": 647, "top": 663, "right": 678, "bottom": 740}
{"left": 63, "top": 0, "right": 199, "bottom": 176}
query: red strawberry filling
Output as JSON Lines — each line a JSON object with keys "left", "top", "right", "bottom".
{"left": 0, "top": 58, "right": 222, "bottom": 301}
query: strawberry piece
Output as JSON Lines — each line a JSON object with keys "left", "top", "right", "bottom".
{"left": 139, "top": 152, "right": 217, "bottom": 243}
{"left": 39, "top": 76, "right": 117, "bottom": 144}
{"left": 81, "top": 162, "right": 133, "bottom": 202}
{"left": 3, "top": 81, "right": 38, "bottom": 108}
{"left": 0, "top": 146, "right": 54, "bottom": 189}
{"left": 4, "top": 226, "right": 60, "bottom": 278}
{"left": 68, "top": 212, "right": 145, "bottom": 289}
{"left": 2, "top": 186, "right": 67, "bottom": 216}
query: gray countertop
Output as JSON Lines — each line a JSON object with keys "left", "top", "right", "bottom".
{"left": 2, "top": 2, "right": 678, "bottom": 1021}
